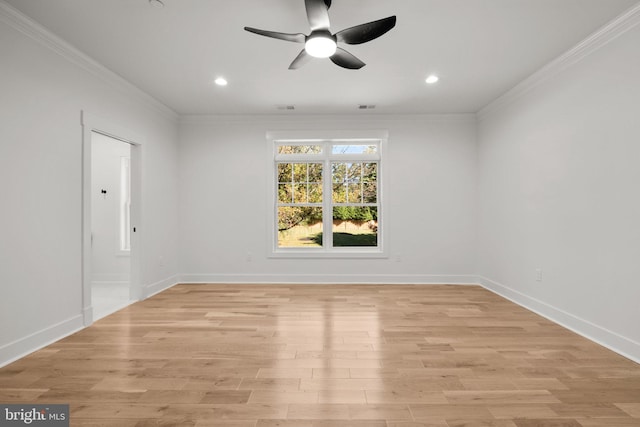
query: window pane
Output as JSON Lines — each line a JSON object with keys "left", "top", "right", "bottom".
{"left": 332, "top": 145, "right": 378, "bottom": 155}
{"left": 278, "top": 184, "right": 293, "bottom": 204}
{"left": 278, "top": 163, "right": 292, "bottom": 183}
{"left": 293, "top": 163, "right": 307, "bottom": 183}
{"left": 294, "top": 184, "right": 308, "bottom": 203}
{"left": 332, "top": 183, "right": 346, "bottom": 204}
{"left": 332, "top": 163, "right": 346, "bottom": 183}
{"left": 309, "top": 183, "right": 323, "bottom": 203}
{"left": 347, "top": 183, "right": 362, "bottom": 203}
{"left": 363, "top": 182, "right": 377, "bottom": 203}
{"left": 332, "top": 207, "right": 378, "bottom": 247}
{"left": 278, "top": 207, "right": 323, "bottom": 247}
{"left": 362, "top": 163, "right": 377, "bottom": 182}
{"left": 278, "top": 145, "right": 323, "bottom": 154}
{"left": 347, "top": 163, "right": 362, "bottom": 183}
{"left": 332, "top": 163, "right": 347, "bottom": 204}
{"left": 308, "top": 163, "right": 323, "bottom": 182}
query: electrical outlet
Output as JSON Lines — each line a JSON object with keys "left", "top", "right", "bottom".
{"left": 246, "top": 251, "right": 253, "bottom": 262}
{"left": 536, "top": 268, "right": 543, "bottom": 282}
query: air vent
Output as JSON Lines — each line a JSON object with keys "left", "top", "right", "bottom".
{"left": 358, "top": 105, "right": 376, "bottom": 110}
{"left": 277, "top": 105, "right": 296, "bottom": 110}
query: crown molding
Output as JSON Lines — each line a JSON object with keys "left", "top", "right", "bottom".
{"left": 0, "top": 1, "right": 178, "bottom": 122}
{"left": 179, "top": 113, "right": 477, "bottom": 126}
{"left": 478, "top": 3, "right": 640, "bottom": 121}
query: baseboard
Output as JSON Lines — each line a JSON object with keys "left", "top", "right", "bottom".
{"left": 91, "top": 280, "right": 129, "bottom": 287}
{"left": 0, "top": 315, "right": 84, "bottom": 368}
{"left": 478, "top": 275, "right": 640, "bottom": 364}
{"left": 143, "top": 274, "right": 181, "bottom": 299}
{"left": 82, "top": 305, "right": 93, "bottom": 327}
{"left": 178, "top": 273, "right": 478, "bottom": 285}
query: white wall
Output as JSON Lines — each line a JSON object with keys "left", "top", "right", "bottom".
{"left": 477, "top": 24, "right": 640, "bottom": 361}
{"left": 0, "top": 12, "right": 180, "bottom": 365}
{"left": 91, "top": 133, "right": 130, "bottom": 284}
{"left": 178, "top": 115, "right": 478, "bottom": 284}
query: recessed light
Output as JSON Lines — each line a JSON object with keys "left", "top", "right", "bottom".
{"left": 214, "top": 77, "right": 228, "bottom": 86}
{"left": 149, "top": 0, "right": 164, "bottom": 8}
{"left": 425, "top": 74, "right": 439, "bottom": 84}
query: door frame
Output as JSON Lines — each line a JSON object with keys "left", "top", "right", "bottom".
{"left": 81, "top": 111, "right": 143, "bottom": 326}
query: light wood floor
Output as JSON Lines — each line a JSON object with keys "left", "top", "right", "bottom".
{"left": 1, "top": 284, "right": 639, "bottom": 427}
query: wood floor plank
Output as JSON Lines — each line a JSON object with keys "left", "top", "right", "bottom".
{"left": 487, "top": 405, "right": 559, "bottom": 419}
{"left": 512, "top": 420, "right": 582, "bottom": 427}
{"left": 443, "top": 390, "right": 561, "bottom": 405}
{"left": 286, "top": 404, "right": 350, "bottom": 420}
{"left": 577, "top": 419, "right": 640, "bottom": 426}
{"left": 249, "top": 391, "right": 319, "bottom": 404}
{"left": 347, "top": 403, "right": 412, "bottom": 420}
{"left": 365, "top": 391, "right": 447, "bottom": 404}
{"left": 446, "top": 421, "right": 518, "bottom": 427}
{"left": 317, "top": 390, "right": 367, "bottom": 404}
{"left": 616, "top": 403, "right": 640, "bottom": 417}
{"left": 386, "top": 422, "right": 448, "bottom": 427}
{"left": 0, "top": 283, "right": 638, "bottom": 426}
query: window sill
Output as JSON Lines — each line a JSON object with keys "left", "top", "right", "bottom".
{"left": 269, "top": 249, "right": 388, "bottom": 259}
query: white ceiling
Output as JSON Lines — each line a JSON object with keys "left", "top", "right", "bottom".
{"left": 5, "top": 0, "right": 638, "bottom": 115}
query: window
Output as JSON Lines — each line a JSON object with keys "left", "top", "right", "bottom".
{"left": 270, "top": 133, "right": 386, "bottom": 257}
{"left": 119, "top": 156, "right": 131, "bottom": 252}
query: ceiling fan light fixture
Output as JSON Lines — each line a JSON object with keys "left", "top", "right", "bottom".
{"left": 148, "top": 0, "right": 164, "bottom": 8}
{"left": 425, "top": 74, "right": 439, "bottom": 84}
{"left": 305, "top": 35, "right": 337, "bottom": 58}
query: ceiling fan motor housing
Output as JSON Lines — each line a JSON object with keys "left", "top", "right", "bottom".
{"left": 306, "top": 30, "right": 337, "bottom": 44}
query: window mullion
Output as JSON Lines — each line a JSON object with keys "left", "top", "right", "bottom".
{"left": 323, "top": 157, "right": 333, "bottom": 250}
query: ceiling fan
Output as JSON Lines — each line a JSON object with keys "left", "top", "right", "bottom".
{"left": 244, "top": 0, "right": 396, "bottom": 70}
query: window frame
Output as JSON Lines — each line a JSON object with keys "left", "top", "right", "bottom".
{"left": 267, "top": 130, "right": 388, "bottom": 259}
{"left": 118, "top": 155, "right": 131, "bottom": 255}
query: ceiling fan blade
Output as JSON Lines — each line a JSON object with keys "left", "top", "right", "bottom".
{"left": 305, "top": 0, "right": 331, "bottom": 31}
{"left": 335, "top": 16, "right": 397, "bottom": 45}
{"left": 289, "top": 49, "right": 313, "bottom": 70}
{"left": 244, "top": 27, "right": 306, "bottom": 43}
{"left": 330, "top": 48, "right": 365, "bottom": 69}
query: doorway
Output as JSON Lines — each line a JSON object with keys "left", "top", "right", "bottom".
{"left": 91, "top": 132, "right": 132, "bottom": 320}
{"left": 82, "top": 112, "right": 142, "bottom": 325}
